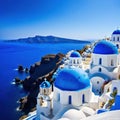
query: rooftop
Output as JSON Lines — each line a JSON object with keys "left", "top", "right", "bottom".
{"left": 54, "top": 67, "right": 90, "bottom": 91}
{"left": 93, "top": 40, "right": 118, "bottom": 54}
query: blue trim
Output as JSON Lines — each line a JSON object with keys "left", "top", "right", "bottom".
{"left": 110, "top": 95, "right": 120, "bottom": 111}
{"left": 97, "top": 109, "right": 108, "bottom": 114}
{"left": 90, "top": 72, "right": 111, "bottom": 81}
{"left": 90, "top": 64, "right": 116, "bottom": 72}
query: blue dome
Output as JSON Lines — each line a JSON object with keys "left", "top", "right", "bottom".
{"left": 40, "top": 81, "right": 51, "bottom": 88}
{"left": 54, "top": 68, "right": 90, "bottom": 91}
{"left": 93, "top": 40, "right": 118, "bottom": 54}
{"left": 70, "top": 51, "right": 81, "bottom": 57}
{"left": 112, "top": 30, "right": 120, "bottom": 34}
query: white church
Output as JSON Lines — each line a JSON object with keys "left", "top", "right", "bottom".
{"left": 111, "top": 28, "right": 120, "bottom": 48}
{"left": 89, "top": 39, "right": 120, "bottom": 95}
{"left": 24, "top": 29, "right": 120, "bottom": 120}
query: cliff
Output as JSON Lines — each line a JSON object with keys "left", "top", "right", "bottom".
{"left": 19, "top": 53, "right": 65, "bottom": 114}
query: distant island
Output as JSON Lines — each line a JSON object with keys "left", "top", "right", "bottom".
{"left": 4, "top": 35, "right": 91, "bottom": 44}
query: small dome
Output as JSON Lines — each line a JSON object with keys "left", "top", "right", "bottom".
{"left": 70, "top": 51, "right": 81, "bottom": 57}
{"left": 54, "top": 67, "right": 90, "bottom": 91}
{"left": 40, "top": 80, "right": 51, "bottom": 88}
{"left": 93, "top": 40, "right": 118, "bottom": 54}
{"left": 112, "top": 29, "right": 120, "bottom": 35}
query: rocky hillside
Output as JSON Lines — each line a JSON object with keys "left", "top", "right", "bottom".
{"left": 18, "top": 53, "right": 65, "bottom": 115}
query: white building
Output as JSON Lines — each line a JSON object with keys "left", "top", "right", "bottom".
{"left": 54, "top": 67, "right": 92, "bottom": 107}
{"left": 111, "top": 29, "right": 120, "bottom": 48}
{"left": 36, "top": 80, "right": 53, "bottom": 120}
{"left": 35, "top": 67, "right": 98, "bottom": 120}
{"left": 89, "top": 40, "right": 120, "bottom": 95}
{"left": 64, "top": 50, "right": 83, "bottom": 68}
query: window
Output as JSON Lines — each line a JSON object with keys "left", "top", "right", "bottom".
{"left": 111, "top": 59, "right": 114, "bottom": 66}
{"left": 117, "top": 37, "right": 119, "bottom": 41}
{"left": 99, "top": 91, "right": 101, "bottom": 95}
{"left": 97, "top": 81, "right": 99, "bottom": 84}
{"left": 77, "top": 59, "right": 79, "bottom": 64}
{"left": 68, "top": 95, "right": 72, "bottom": 104}
{"left": 113, "top": 87, "right": 117, "bottom": 91}
{"left": 107, "top": 88, "right": 110, "bottom": 92}
{"left": 116, "top": 44, "right": 119, "bottom": 49}
{"left": 113, "top": 87, "right": 117, "bottom": 96}
{"left": 70, "top": 60, "right": 72, "bottom": 64}
{"left": 57, "top": 93, "right": 60, "bottom": 101}
{"left": 73, "top": 59, "right": 76, "bottom": 64}
{"left": 113, "top": 37, "right": 115, "bottom": 41}
{"left": 91, "top": 59, "right": 93, "bottom": 64}
{"left": 44, "top": 89, "right": 46, "bottom": 95}
{"left": 99, "top": 68, "right": 102, "bottom": 72}
{"left": 99, "top": 58, "right": 102, "bottom": 65}
{"left": 82, "top": 94, "right": 85, "bottom": 103}
{"left": 40, "top": 97, "right": 43, "bottom": 106}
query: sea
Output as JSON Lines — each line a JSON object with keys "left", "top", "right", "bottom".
{"left": 0, "top": 41, "right": 90, "bottom": 120}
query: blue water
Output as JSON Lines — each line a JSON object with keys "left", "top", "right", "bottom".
{"left": 0, "top": 42, "right": 88, "bottom": 120}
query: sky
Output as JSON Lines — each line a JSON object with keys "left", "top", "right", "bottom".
{"left": 0, "top": 0, "right": 120, "bottom": 40}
